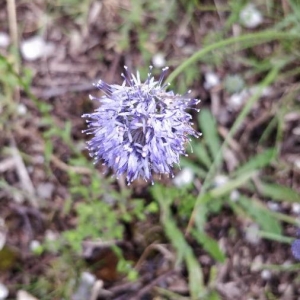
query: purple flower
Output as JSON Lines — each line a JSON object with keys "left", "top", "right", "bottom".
{"left": 82, "top": 66, "right": 200, "bottom": 184}
{"left": 292, "top": 239, "right": 300, "bottom": 260}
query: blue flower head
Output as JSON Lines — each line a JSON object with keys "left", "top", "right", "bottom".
{"left": 292, "top": 239, "right": 300, "bottom": 260}
{"left": 292, "top": 229, "right": 300, "bottom": 260}
{"left": 82, "top": 66, "right": 200, "bottom": 184}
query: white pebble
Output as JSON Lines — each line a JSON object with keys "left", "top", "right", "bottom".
{"left": 0, "top": 283, "right": 8, "bottom": 300}
{"left": 261, "top": 269, "right": 271, "bottom": 280}
{"left": 81, "top": 272, "right": 96, "bottom": 285}
{"left": 230, "top": 190, "right": 240, "bottom": 202}
{"left": 29, "top": 240, "right": 41, "bottom": 252}
{"left": 213, "top": 174, "right": 228, "bottom": 187}
{"left": 0, "top": 32, "right": 10, "bottom": 48}
{"left": 36, "top": 182, "right": 54, "bottom": 199}
{"left": 245, "top": 223, "right": 261, "bottom": 245}
{"left": 292, "top": 127, "right": 300, "bottom": 136}
{"left": 267, "top": 201, "right": 280, "bottom": 212}
{"left": 251, "top": 255, "right": 263, "bottom": 272}
{"left": 0, "top": 218, "right": 6, "bottom": 251}
{"left": 17, "top": 290, "right": 38, "bottom": 300}
{"left": 204, "top": 72, "right": 220, "bottom": 90}
{"left": 173, "top": 168, "right": 194, "bottom": 187}
{"left": 21, "top": 36, "right": 55, "bottom": 61}
{"left": 152, "top": 53, "right": 166, "bottom": 68}
{"left": 240, "top": 4, "right": 263, "bottom": 29}
{"left": 45, "top": 229, "right": 58, "bottom": 242}
{"left": 292, "top": 203, "right": 300, "bottom": 214}
{"left": 17, "top": 104, "right": 27, "bottom": 116}
{"left": 72, "top": 272, "right": 96, "bottom": 300}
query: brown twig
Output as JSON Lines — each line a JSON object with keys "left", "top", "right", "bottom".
{"left": 7, "top": 0, "right": 20, "bottom": 103}
{"left": 132, "top": 270, "right": 175, "bottom": 300}
{"left": 10, "top": 137, "right": 38, "bottom": 207}
{"left": 134, "top": 243, "right": 175, "bottom": 271}
{"left": 50, "top": 154, "right": 92, "bottom": 175}
{"left": 7, "top": 0, "right": 18, "bottom": 50}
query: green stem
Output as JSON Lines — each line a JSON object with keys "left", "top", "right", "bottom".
{"left": 166, "top": 30, "right": 299, "bottom": 83}
{"left": 257, "top": 231, "right": 293, "bottom": 244}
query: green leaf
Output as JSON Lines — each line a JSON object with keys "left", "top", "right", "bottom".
{"left": 180, "top": 157, "right": 207, "bottom": 179}
{"left": 185, "top": 253, "right": 206, "bottom": 299}
{"left": 192, "top": 230, "right": 226, "bottom": 263}
{"left": 259, "top": 182, "right": 300, "bottom": 203}
{"left": 152, "top": 185, "right": 206, "bottom": 299}
{"left": 207, "top": 290, "right": 222, "bottom": 300}
{"left": 192, "top": 142, "right": 212, "bottom": 169}
{"left": 234, "top": 148, "right": 276, "bottom": 176}
{"left": 237, "top": 196, "right": 282, "bottom": 235}
{"left": 210, "top": 171, "right": 255, "bottom": 198}
{"left": 198, "top": 109, "right": 221, "bottom": 160}
{"left": 257, "top": 231, "right": 294, "bottom": 244}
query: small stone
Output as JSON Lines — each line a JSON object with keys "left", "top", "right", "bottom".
{"left": 267, "top": 201, "right": 280, "bottom": 212}
{"left": 0, "top": 218, "right": 7, "bottom": 251}
{"left": 251, "top": 255, "right": 263, "bottom": 272}
{"left": 0, "top": 283, "right": 8, "bottom": 300}
{"left": 204, "top": 72, "right": 220, "bottom": 90}
{"left": 245, "top": 223, "right": 261, "bottom": 245}
{"left": 295, "top": 159, "right": 300, "bottom": 170}
{"left": 17, "top": 104, "right": 27, "bottom": 116}
{"left": 292, "top": 127, "right": 300, "bottom": 136}
{"left": 279, "top": 283, "right": 288, "bottom": 293}
{"left": 29, "top": 240, "right": 42, "bottom": 255}
{"left": 17, "top": 290, "right": 38, "bottom": 300}
{"left": 282, "top": 284, "right": 294, "bottom": 299}
{"left": 173, "top": 168, "right": 194, "bottom": 187}
{"left": 21, "top": 36, "right": 55, "bottom": 61}
{"left": 240, "top": 4, "right": 263, "bottom": 29}
{"left": 152, "top": 53, "right": 166, "bottom": 68}
{"left": 45, "top": 230, "right": 58, "bottom": 242}
{"left": 72, "top": 272, "right": 96, "bottom": 300}
{"left": 292, "top": 203, "right": 300, "bottom": 214}
{"left": 261, "top": 269, "right": 271, "bottom": 280}
{"left": 228, "top": 89, "right": 250, "bottom": 109}
{"left": 230, "top": 190, "right": 240, "bottom": 202}
{"left": 36, "top": 182, "right": 54, "bottom": 199}
{"left": 0, "top": 33, "right": 10, "bottom": 48}
{"left": 213, "top": 174, "right": 228, "bottom": 187}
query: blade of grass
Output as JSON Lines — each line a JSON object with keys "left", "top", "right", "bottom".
{"left": 237, "top": 196, "right": 282, "bottom": 234}
{"left": 192, "top": 143, "right": 212, "bottom": 169}
{"left": 152, "top": 185, "right": 206, "bottom": 299}
{"left": 186, "top": 65, "right": 282, "bottom": 234}
{"left": 198, "top": 109, "right": 221, "bottom": 161}
{"left": 233, "top": 148, "right": 276, "bottom": 176}
{"left": 191, "top": 230, "right": 226, "bottom": 263}
{"left": 166, "top": 30, "right": 300, "bottom": 83}
{"left": 191, "top": 171, "right": 256, "bottom": 233}
{"left": 259, "top": 182, "right": 300, "bottom": 203}
{"left": 257, "top": 231, "right": 294, "bottom": 244}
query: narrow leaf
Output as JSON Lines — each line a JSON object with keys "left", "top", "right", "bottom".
{"left": 259, "top": 182, "right": 300, "bottom": 203}
{"left": 210, "top": 171, "right": 255, "bottom": 198}
{"left": 234, "top": 148, "right": 276, "bottom": 176}
{"left": 238, "top": 196, "right": 282, "bottom": 235}
{"left": 193, "top": 143, "right": 212, "bottom": 169}
{"left": 198, "top": 109, "right": 221, "bottom": 160}
{"left": 192, "top": 230, "right": 226, "bottom": 263}
{"left": 152, "top": 185, "right": 206, "bottom": 298}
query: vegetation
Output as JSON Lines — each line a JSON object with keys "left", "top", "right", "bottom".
{"left": 1, "top": 0, "right": 300, "bottom": 299}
